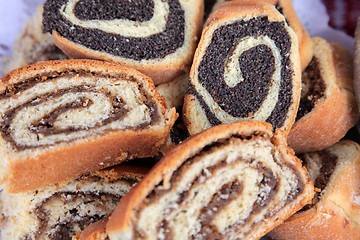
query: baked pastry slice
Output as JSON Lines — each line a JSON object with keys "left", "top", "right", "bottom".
{"left": 0, "top": 160, "right": 151, "bottom": 240}
{"left": 183, "top": 0, "right": 301, "bottom": 135}
{"left": 267, "top": 140, "right": 360, "bottom": 240}
{"left": 42, "top": 0, "right": 204, "bottom": 85}
{"left": 2, "top": 4, "right": 67, "bottom": 75}
{"left": 287, "top": 37, "right": 358, "bottom": 153}
{"left": 79, "top": 121, "right": 314, "bottom": 240}
{"left": 0, "top": 59, "right": 177, "bottom": 193}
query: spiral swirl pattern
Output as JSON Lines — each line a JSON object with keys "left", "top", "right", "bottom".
{"left": 186, "top": 15, "right": 299, "bottom": 134}
{"left": 0, "top": 173, "right": 136, "bottom": 240}
{"left": 43, "top": 0, "right": 186, "bottom": 61}
{"left": 0, "top": 71, "right": 157, "bottom": 150}
{"left": 131, "top": 136, "right": 304, "bottom": 239}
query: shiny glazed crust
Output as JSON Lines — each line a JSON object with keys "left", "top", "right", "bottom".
{"left": 102, "top": 121, "right": 313, "bottom": 240}
{"left": 287, "top": 38, "right": 358, "bottom": 153}
{"left": 0, "top": 59, "right": 177, "bottom": 193}
{"left": 49, "top": 1, "right": 204, "bottom": 85}
{"left": 268, "top": 140, "right": 360, "bottom": 240}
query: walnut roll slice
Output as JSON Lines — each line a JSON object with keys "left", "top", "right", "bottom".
{"left": 287, "top": 37, "right": 358, "bottom": 153}
{"left": 0, "top": 161, "right": 151, "bottom": 240}
{"left": 83, "top": 121, "right": 314, "bottom": 240}
{"left": 267, "top": 140, "right": 360, "bottom": 240}
{"left": 0, "top": 59, "right": 176, "bottom": 193}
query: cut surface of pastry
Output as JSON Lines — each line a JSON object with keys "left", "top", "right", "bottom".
{"left": 1, "top": 4, "right": 67, "bottom": 75}
{"left": 88, "top": 121, "right": 314, "bottom": 240}
{"left": 268, "top": 140, "right": 360, "bottom": 240}
{"left": 288, "top": 37, "right": 358, "bottom": 153}
{"left": 204, "top": 0, "right": 312, "bottom": 71}
{"left": 0, "top": 161, "right": 151, "bottom": 240}
{"left": 184, "top": 0, "right": 301, "bottom": 135}
{"left": 42, "top": 0, "right": 204, "bottom": 85}
{"left": 0, "top": 59, "right": 176, "bottom": 193}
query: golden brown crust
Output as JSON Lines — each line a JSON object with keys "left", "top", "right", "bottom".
{"left": 275, "top": 0, "right": 312, "bottom": 71}
{"left": 268, "top": 140, "right": 360, "bottom": 240}
{"left": 287, "top": 38, "right": 358, "bottom": 153}
{"left": 52, "top": 32, "right": 188, "bottom": 86}
{"left": 205, "top": 0, "right": 285, "bottom": 26}
{"left": 105, "top": 121, "right": 314, "bottom": 238}
{"left": 268, "top": 201, "right": 360, "bottom": 240}
{"left": 0, "top": 59, "right": 177, "bottom": 193}
{"left": 95, "top": 159, "right": 154, "bottom": 182}
{"left": 51, "top": 1, "right": 204, "bottom": 85}
{"left": 77, "top": 218, "right": 108, "bottom": 240}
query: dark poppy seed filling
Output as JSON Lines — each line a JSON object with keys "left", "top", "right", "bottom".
{"left": 43, "top": 0, "right": 185, "bottom": 60}
{"left": 74, "top": 0, "right": 155, "bottom": 21}
{"left": 193, "top": 17, "right": 294, "bottom": 129}
{"left": 133, "top": 135, "right": 304, "bottom": 239}
{"left": 0, "top": 71, "right": 159, "bottom": 150}
{"left": 296, "top": 57, "right": 325, "bottom": 121}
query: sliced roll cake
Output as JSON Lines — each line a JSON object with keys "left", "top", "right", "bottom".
{"left": 0, "top": 59, "right": 177, "bottom": 193}
{"left": 0, "top": 161, "right": 151, "bottom": 240}
{"left": 78, "top": 121, "right": 314, "bottom": 240}
{"left": 288, "top": 37, "right": 358, "bottom": 153}
{"left": 184, "top": 0, "right": 301, "bottom": 135}
{"left": 42, "top": 0, "right": 204, "bottom": 85}
{"left": 2, "top": 4, "right": 67, "bottom": 75}
{"left": 267, "top": 140, "right": 360, "bottom": 240}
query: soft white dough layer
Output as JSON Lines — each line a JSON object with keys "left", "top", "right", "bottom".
{"left": 135, "top": 136, "right": 300, "bottom": 239}
{"left": 61, "top": 0, "right": 169, "bottom": 38}
{"left": 0, "top": 74, "right": 154, "bottom": 148}
{"left": 0, "top": 175, "right": 135, "bottom": 240}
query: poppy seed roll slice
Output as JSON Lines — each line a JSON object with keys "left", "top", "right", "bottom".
{"left": 42, "top": 0, "right": 204, "bottom": 85}
{"left": 183, "top": 1, "right": 301, "bottom": 135}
